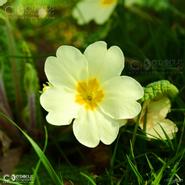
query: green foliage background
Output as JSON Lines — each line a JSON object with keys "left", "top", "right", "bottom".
{"left": 0, "top": 0, "right": 185, "bottom": 184}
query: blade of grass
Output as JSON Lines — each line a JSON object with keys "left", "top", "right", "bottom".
{"left": 110, "top": 132, "right": 121, "bottom": 168}
{"left": 35, "top": 176, "right": 41, "bottom": 185}
{"left": 149, "top": 152, "right": 166, "bottom": 165}
{"left": 167, "top": 162, "right": 180, "bottom": 185}
{"left": 110, "top": 133, "right": 121, "bottom": 185}
{"left": 131, "top": 112, "right": 142, "bottom": 149}
{"left": 145, "top": 154, "right": 156, "bottom": 179}
{"left": 176, "top": 117, "right": 185, "bottom": 154}
{"left": 156, "top": 124, "right": 175, "bottom": 151}
{"left": 126, "top": 155, "right": 143, "bottom": 185}
{"left": 129, "top": 140, "right": 135, "bottom": 159}
{"left": 0, "top": 112, "right": 64, "bottom": 185}
{"left": 80, "top": 172, "right": 96, "bottom": 185}
{"left": 151, "top": 164, "right": 166, "bottom": 185}
{"left": 30, "top": 126, "right": 48, "bottom": 185}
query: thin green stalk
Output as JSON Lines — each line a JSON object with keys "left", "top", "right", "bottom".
{"left": 28, "top": 93, "right": 37, "bottom": 130}
{"left": 171, "top": 108, "right": 185, "bottom": 112}
{"left": 176, "top": 117, "right": 185, "bottom": 154}
{"left": 126, "top": 155, "right": 144, "bottom": 185}
{"left": 30, "top": 126, "right": 48, "bottom": 185}
{"left": 80, "top": 172, "right": 96, "bottom": 185}
{"left": 110, "top": 133, "right": 121, "bottom": 185}
{"left": 110, "top": 133, "right": 120, "bottom": 168}
{"left": 131, "top": 113, "right": 141, "bottom": 149}
{"left": 151, "top": 164, "right": 166, "bottom": 185}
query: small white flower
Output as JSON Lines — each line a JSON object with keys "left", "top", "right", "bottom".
{"left": 139, "top": 97, "right": 178, "bottom": 140}
{"left": 72, "top": 0, "right": 117, "bottom": 25}
{"left": 0, "top": 0, "right": 7, "bottom": 6}
{"left": 40, "top": 41, "right": 144, "bottom": 148}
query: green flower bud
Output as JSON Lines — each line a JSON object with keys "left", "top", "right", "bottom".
{"left": 24, "top": 63, "right": 39, "bottom": 94}
{"left": 141, "top": 80, "right": 179, "bottom": 102}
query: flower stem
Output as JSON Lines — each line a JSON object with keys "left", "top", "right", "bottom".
{"left": 28, "top": 93, "right": 36, "bottom": 130}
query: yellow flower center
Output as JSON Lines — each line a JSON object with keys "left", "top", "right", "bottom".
{"left": 101, "top": 0, "right": 117, "bottom": 6}
{"left": 42, "top": 82, "right": 52, "bottom": 92}
{"left": 75, "top": 78, "right": 104, "bottom": 110}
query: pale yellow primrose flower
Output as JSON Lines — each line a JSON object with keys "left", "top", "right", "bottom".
{"left": 139, "top": 97, "right": 178, "bottom": 140}
{"left": 72, "top": 0, "right": 117, "bottom": 25}
{"left": 0, "top": 0, "right": 7, "bottom": 6}
{"left": 40, "top": 41, "right": 144, "bottom": 148}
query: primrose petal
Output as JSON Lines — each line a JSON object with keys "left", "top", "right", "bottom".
{"left": 72, "top": 0, "right": 117, "bottom": 25}
{"left": 40, "top": 41, "right": 144, "bottom": 147}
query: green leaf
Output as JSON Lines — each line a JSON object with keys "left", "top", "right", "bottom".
{"left": 80, "top": 172, "right": 97, "bottom": 185}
